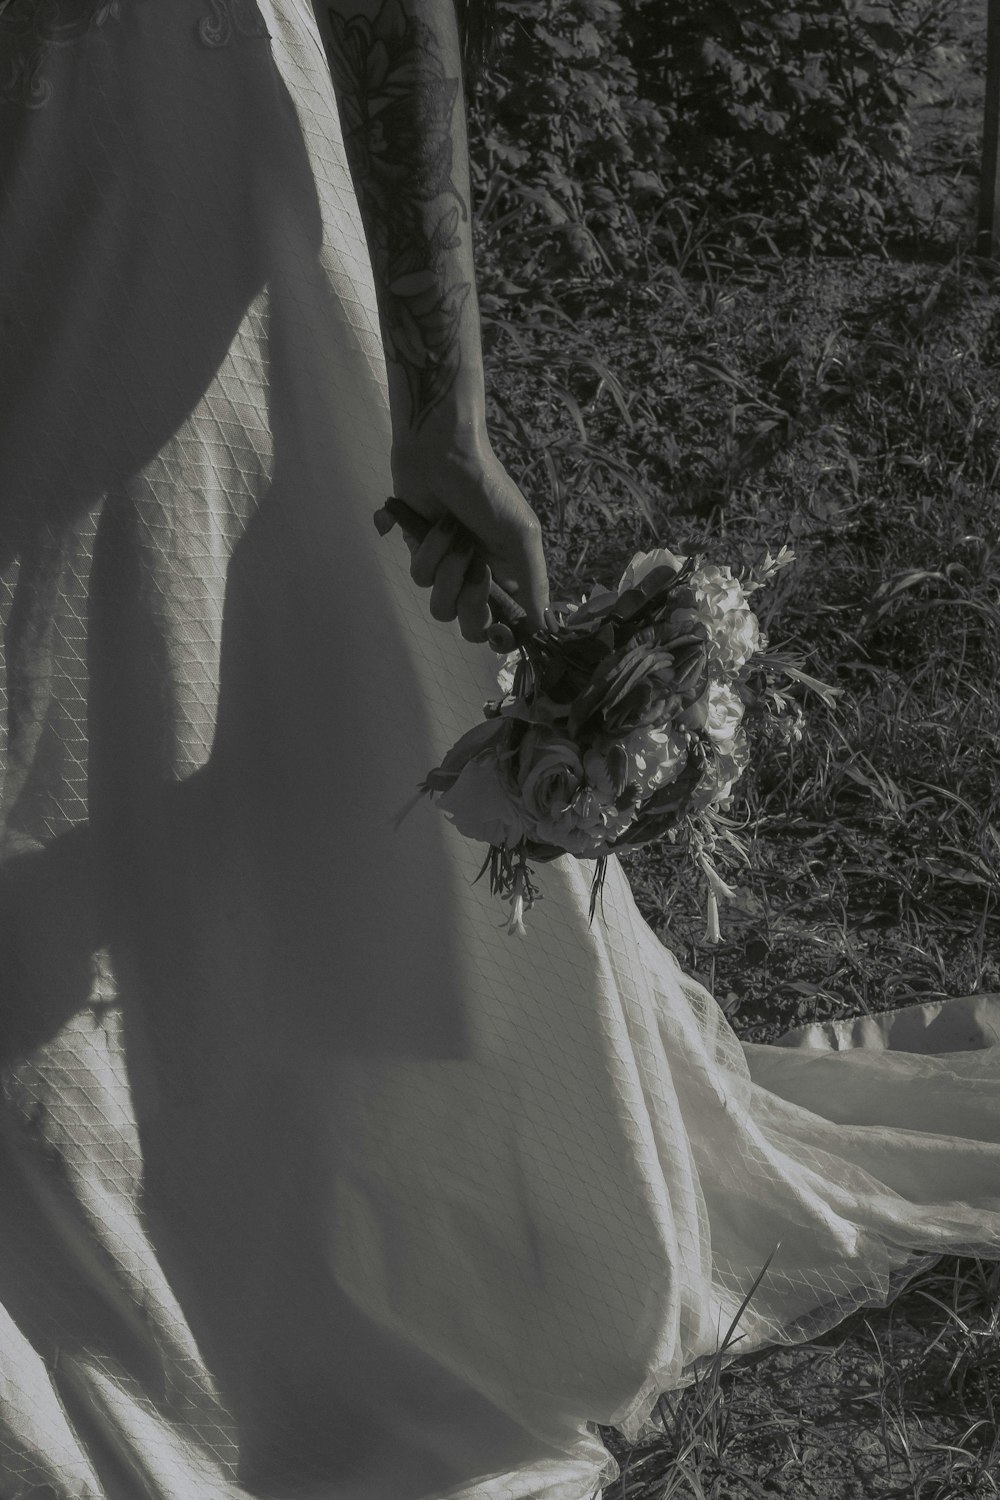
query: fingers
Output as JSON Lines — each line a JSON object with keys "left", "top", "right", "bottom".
{"left": 512, "top": 520, "right": 550, "bottom": 634}
{"left": 408, "top": 515, "right": 457, "bottom": 588}
{"left": 428, "top": 539, "right": 476, "bottom": 623}
{"left": 455, "top": 557, "right": 493, "bottom": 644}
{"left": 408, "top": 520, "right": 492, "bottom": 643}
{"left": 430, "top": 550, "right": 494, "bottom": 644}
{"left": 402, "top": 507, "right": 548, "bottom": 644}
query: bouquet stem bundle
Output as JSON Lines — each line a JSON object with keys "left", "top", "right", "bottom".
{"left": 376, "top": 496, "right": 836, "bottom": 938}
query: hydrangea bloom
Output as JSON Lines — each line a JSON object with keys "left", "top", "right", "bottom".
{"left": 703, "top": 680, "right": 745, "bottom": 744}
{"left": 403, "top": 530, "right": 816, "bottom": 937}
{"left": 685, "top": 565, "right": 760, "bottom": 674}
{"left": 698, "top": 730, "right": 751, "bottom": 809}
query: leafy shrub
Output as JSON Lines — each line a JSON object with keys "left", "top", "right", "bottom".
{"left": 623, "top": 0, "right": 954, "bottom": 253}
{"left": 466, "top": 0, "right": 955, "bottom": 277}
{"left": 467, "top": 0, "right": 665, "bottom": 285}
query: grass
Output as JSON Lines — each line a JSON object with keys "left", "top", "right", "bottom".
{"left": 473, "top": 8, "right": 1000, "bottom": 1496}
{"left": 590, "top": 1254, "right": 1000, "bottom": 1499}
{"left": 482, "top": 246, "right": 1000, "bottom": 1034}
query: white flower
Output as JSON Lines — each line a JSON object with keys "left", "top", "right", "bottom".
{"left": 617, "top": 547, "right": 688, "bottom": 594}
{"left": 435, "top": 755, "right": 530, "bottom": 847}
{"left": 743, "top": 544, "right": 796, "bottom": 593}
{"left": 619, "top": 724, "right": 689, "bottom": 794}
{"left": 703, "top": 680, "right": 745, "bottom": 744}
{"left": 771, "top": 703, "right": 806, "bottom": 745}
{"left": 685, "top": 564, "right": 761, "bottom": 674}
{"left": 708, "top": 729, "right": 751, "bottom": 806}
{"left": 506, "top": 862, "right": 530, "bottom": 937}
{"left": 495, "top": 650, "right": 525, "bottom": 698}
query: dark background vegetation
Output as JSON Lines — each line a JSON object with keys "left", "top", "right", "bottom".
{"left": 463, "top": 10, "right": 1000, "bottom": 1490}
{"left": 465, "top": 0, "right": 1000, "bottom": 1044}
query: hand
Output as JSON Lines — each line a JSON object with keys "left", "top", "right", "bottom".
{"left": 390, "top": 436, "right": 550, "bottom": 645}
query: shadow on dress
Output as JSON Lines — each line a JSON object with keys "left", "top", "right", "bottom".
{"left": 0, "top": 13, "right": 553, "bottom": 1493}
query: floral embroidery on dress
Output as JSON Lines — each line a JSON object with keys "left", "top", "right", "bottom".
{"left": 0, "top": 0, "right": 270, "bottom": 108}
{"left": 197, "top": 0, "right": 270, "bottom": 48}
{"left": 0, "top": 0, "right": 124, "bottom": 108}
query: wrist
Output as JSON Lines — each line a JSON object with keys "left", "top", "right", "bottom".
{"left": 385, "top": 339, "right": 489, "bottom": 450}
{"left": 391, "top": 407, "right": 491, "bottom": 471}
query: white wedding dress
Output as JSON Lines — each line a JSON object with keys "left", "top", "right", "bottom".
{"left": 1, "top": 4, "right": 999, "bottom": 1497}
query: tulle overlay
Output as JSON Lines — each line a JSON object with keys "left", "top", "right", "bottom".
{"left": 1, "top": 4, "right": 999, "bottom": 1497}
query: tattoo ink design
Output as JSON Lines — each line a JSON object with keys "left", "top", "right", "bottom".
{"left": 325, "top": 0, "right": 472, "bottom": 431}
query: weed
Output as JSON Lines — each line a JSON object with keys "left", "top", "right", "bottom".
{"left": 474, "top": 6, "right": 1000, "bottom": 1493}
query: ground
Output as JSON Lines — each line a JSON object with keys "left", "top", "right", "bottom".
{"left": 479, "top": 5, "right": 1000, "bottom": 1493}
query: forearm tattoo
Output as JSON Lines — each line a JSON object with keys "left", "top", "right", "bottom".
{"left": 326, "top": 0, "right": 472, "bottom": 432}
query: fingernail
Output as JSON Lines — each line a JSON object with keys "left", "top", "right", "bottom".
{"left": 487, "top": 623, "right": 516, "bottom": 652}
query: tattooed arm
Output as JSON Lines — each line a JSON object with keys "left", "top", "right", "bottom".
{"left": 314, "top": 0, "right": 550, "bottom": 641}
{"left": 314, "top": 0, "right": 485, "bottom": 443}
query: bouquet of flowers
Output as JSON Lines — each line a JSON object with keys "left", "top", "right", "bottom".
{"left": 376, "top": 497, "right": 836, "bottom": 939}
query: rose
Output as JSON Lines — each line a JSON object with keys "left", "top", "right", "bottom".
{"left": 616, "top": 547, "right": 687, "bottom": 593}
{"left": 517, "top": 728, "right": 585, "bottom": 826}
{"left": 704, "top": 680, "right": 745, "bottom": 743}
{"left": 684, "top": 679, "right": 746, "bottom": 743}
{"left": 434, "top": 754, "right": 530, "bottom": 848}
{"left": 609, "top": 547, "right": 696, "bottom": 630}
{"left": 427, "top": 715, "right": 512, "bottom": 792}
{"left": 426, "top": 715, "right": 530, "bottom": 846}
{"left": 517, "top": 728, "right": 638, "bottom": 855}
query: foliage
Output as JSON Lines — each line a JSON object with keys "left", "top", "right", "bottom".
{"left": 482, "top": 244, "right": 1000, "bottom": 1031}
{"left": 473, "top": 3, "right": 1000, "bottom": 1491}
{"left": 466, "top": 0, "right": 957, "bottom": 277}
{"left": 622, "top": 0, "right": 955, "bottom": 253}
{"left": 468, "top": 0, "right": 657, "bottom": 283}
